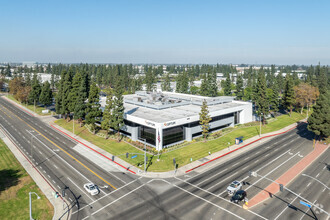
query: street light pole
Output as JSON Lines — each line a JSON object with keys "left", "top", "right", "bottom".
{"left": 29, "top": 192, "right": 40, "bottom": 220}
{"left": 138, "top": 138, "right": 147, "bottom": 173}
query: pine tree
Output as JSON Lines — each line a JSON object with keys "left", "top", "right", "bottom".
{"left": 270, "top": 83, "right": 279, "bottom": 116}
{"left": 101, "top": 88, "right": 114, "bottom": 139}
{"left": 55, "top": 70, "right": 66, "bottom": 114}
{"left": 208, "top": 70, "right": 218, "bottom": 97}
{"left": 85, "top": 82, "right": 102, "bottom": 134}
{"left": 236, "top": 74, "right": 244, "bottom": 100}
{"left": 283, "top": 74, "right": 295, "bottom": 117}
{"left": 318, "top": 67, "right": 328, "bottom": 94}
{"left": 145, "top": 68, "right": 156, "bottom": 92}
{"left": 74, "top": 79, "right": 87, "bottom": 127}
{"left": 39, "top": 81, "right": 53, "bottom": 107}
{"left": 308, "top": 90, "right": 330, "bottom": 138}
{"left": 61, "top": 70, "right": 73, "bottom": 120}
{"left": 255, "top": 70, "right": 269, "bottom": 124}
{"left": 28, "top": 73, "right": 41, "bottom": 105}
{"left": 224, "top": 74, "right": 232, "bottom": 96}
{"left": 200, "top": 74, "right": 208, "bottom": 96}
{"left": 199, "top": 99, "right": 212, "bottom": 141}
{"left": 161, "top": 73, "right": 171, "bottom": 92}
{"left": 111, "top": 79, "right": 125, "bottom": 141}
{"left": 68, "top": 71, "right": 82, "bottom": 113}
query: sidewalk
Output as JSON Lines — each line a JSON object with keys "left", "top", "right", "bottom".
{"left": 0, "top": 128, "right": 70, "bottom": 220}
{"left": 247, "top": 141, "right": 329, "bottom": 208}
{"left": 50, "top": 117, "right": 306, "bottom": 178}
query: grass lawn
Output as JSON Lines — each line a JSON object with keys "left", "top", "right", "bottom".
{"left": 0, "top": 139, "right": 53, "bottom": 220}
{"left": 55, "top": 112, "right": 306, "bottom": 172}
{"left": 6, "top": 94, "right": 52, "bottom": 116}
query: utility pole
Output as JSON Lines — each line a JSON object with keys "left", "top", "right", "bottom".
{"left": 29, "top": 192, "right": 40, "bottom": 220}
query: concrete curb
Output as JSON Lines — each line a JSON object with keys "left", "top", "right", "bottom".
{"left": 0, "top": 127, "right": 70, "bottom": 220}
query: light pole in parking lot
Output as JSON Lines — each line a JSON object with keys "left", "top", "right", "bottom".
{"left": 29, "top": 191, "right": 40, "bottom": 220}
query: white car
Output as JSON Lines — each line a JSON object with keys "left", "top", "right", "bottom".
{"left": 227, "top": 180, "right": 242, "bottom": 195}
{"left": 84, "top": 183, "right": 99, "bottom": 195}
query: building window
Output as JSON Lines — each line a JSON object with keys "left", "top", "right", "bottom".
{"left": 234, "top": 112, "right": 239, "bottom": 124}
{"left": 138, "top": 125, "right": 156, "bottom": 146}
{"left": 163, "top": 126, "right": 184, "bottom": 146}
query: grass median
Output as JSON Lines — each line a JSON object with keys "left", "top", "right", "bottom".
{"left": 55, "top": 112, "right": 306, "bottom": 172}
{"left": 0, "top": 139, "right": 53, "bottom": 220}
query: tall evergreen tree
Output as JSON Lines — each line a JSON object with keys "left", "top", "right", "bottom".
{"left": 255, "top": 70, "right": 269, "bottom": 124}
{"left": 101, "top": 88, "right": 114, "bottom": 139}
{"left": 270, "top": 83, "right": 279, "bottom": 116}
{"left": 111, "top": 79, "right": 125, "bottom": 141}
{"left": 307, "top": 90, "right": 330, "bottom": 138}
{"left": 318, "top": 67, "right": 328, "bottom": 94}
{"left": 85, "top": 83, "right": 102, "bottom": 134}
{"left": 68, "top": 71, "right": 82, "bottom": 113}
{"left": 161, "top": 73, "right": 171, "bottom": 92}
{"left": 145, "top": 68, "right": 156, "bottom": 92}
{"left": 236, "top": 74, "right": 244, "bottom": 100}
{"left": 199, "top": 99, "right": 212, "bottom": 142}
{"left": 28, "top": 73, "right": 41, "bottom": 105}
{"left": 39, "top": 81, "right": 53, "bottom": 107}
{"left": 224, "top": 74, "right": 232, "bottom": 96}
{"left": 208, "top": 70, "right": 218, "bottom": 97}
{"left": 61, "top": 70, "right": 73, "bottom": 120}
{"left": 74, "top": 79, "right": 87, "bottom": 127}
{"left": 55, "top": 70, "right": 66, "bottom": 114}
{"left": 283, "top": 74, "right": 295, "bottom": 117}
{"left": 200, "top": 74, "right": 208, "bottom": 96}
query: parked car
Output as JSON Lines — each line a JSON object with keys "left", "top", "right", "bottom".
{"left": 230, "top": 190, "right": 247, "bottom": 204}
{"left": 227, "top": 180, "right": 242, "bottom": 195}
{"left": 84, "top": 183, "right": 99, "bottom": 195}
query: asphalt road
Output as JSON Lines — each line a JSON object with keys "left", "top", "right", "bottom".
{"left": 0, "top": 96, "right": 328, "bottom": 220}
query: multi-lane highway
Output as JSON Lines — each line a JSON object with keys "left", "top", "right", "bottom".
{"left": 0, "top": 96, "right": 328, "bottom": 220}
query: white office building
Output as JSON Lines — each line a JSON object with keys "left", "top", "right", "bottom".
{"left": 101, "top": 91, "right": 252, "bottom": 151}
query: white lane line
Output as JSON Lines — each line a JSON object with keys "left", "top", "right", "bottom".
{"left": 52, "top": 180, "right": 56, "bottom": 184}
{"left": 244, "top": 157, "right": 250, "bottom": 161}
{"left": 67, "top": 177, "right": 94, "bottom": 202}
{"left": 245, "top": 151, "right": 299, "bottom": 191}
{"left": 274, "top": 193, "right": 301, "bottom": 220}
{"left": 43, "top": 170, "right": 46, "bottom": 173}
{"left": 206, "top": 172, "right": 239, "bottom": 190}
{"left": 316, "top": 173, "right": 320, "bottom": 178}
{"left": 196, "top": 168, "right": 228, "bottom": 186}
{"left": 242, "top": 166, "right": 248, "bottom": 170}
{"left": 232, "top": 162, "right": 240, "bottom": 167}
{"left": 172, "top": 178, "right": 267, "bottom": 220}
{"left": 31, "top": 133, "right": 107, "bottom": 194}
{"left": 57, "top": 185, "right": 61, "bottom": 189}
{"left": 39, "top": 151, "right": 43, "bottom": 155}
{"left": 307, "top": 182, "right": 311, "bottom": 187}
{"left": 299, "top": 199, "right": 318, "bottom": 220}
{"left": 265, "top": 153, "right": 270, "bottom": 157}
{"left": 254, "top": 159, "right": 259, "bottom": 163}
{"left": 90, "top": 179, "right": 152, "bottom": 217}
{"left": 54, "top": 165, "right": 58, "bottom": 169}
{"left": 48, "top": 175, "right": 51, "bottom": 178}
{"left": 322, "top": 188, "right": 326, "bottom": 192}
{"left": 72, "top": 177, "right": 142, "bottom": 215}
{"left": 69, "top": 198, "right": 72, "bottom": 202}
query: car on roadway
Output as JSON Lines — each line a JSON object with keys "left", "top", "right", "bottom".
{"left": 84, "top": 183, "right": 99, "bottom": 195}
{"left": 230, "top": 190, "right": 247, "bottom": 204}
{"left": 227, "top": 180, "right": 242, "bottom": 195}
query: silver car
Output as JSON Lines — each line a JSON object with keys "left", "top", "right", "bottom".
{"left": 227, "top": 180, "right": 242, "bottom": 195}
{"left": 84, "top": 183, "right": 99, "bottom": 195}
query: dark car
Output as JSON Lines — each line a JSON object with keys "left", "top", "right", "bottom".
{"left": 230, "top": 190, "right": 247, "bottom": 204}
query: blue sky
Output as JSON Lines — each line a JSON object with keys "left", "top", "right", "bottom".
{"left": 1, "top": 0, "right": 329, "bottom": 64}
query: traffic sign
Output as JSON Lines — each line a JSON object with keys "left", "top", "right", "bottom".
{"left": 300, "top": 200, "right": 311, "bottom": 208}
{"left": 131, "top": 155, "right": 137, "bottom": 159}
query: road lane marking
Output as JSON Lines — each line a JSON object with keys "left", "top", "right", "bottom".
{"left": 48, "top": 175, "right": 51, "bottom": 178}
{"left": 244, "top": 157, "right": 250, "bottom": 160}
{"left": 196, "top": 168, "right": 228, "bottom": 186}
{"left": 52, "top": 180, "right": 56, "bottom": 184}
{"left": 245, "top": 151, "right": 299, "bottom": 191}
{"left": 39, "top": 151, "right": 43, "bottom": 154}
{"left": 274, "top": 193, "right": 301, "bottom": 220}
{"left": 172, "top": 178, "right": 267, "bottom": 220}
{"left": 316, "top": 173, "right": 320, "bottom": 178}
{"left": 254, "top": 159, "right": 259, "bottom": 163}
{"left": 54, "top": 165, "right": 58, "bottom": 169}
{"left": 91, "top": 179, "right": 151, "bottom": 216}
{"left": 2, "top": 105, "right": 117, "bottom": 190}
{"left": 307, "top": 182, "right": 311, "bottom": 187}
{"left": 67, "top": 177, "right": 94, "bottom": 202}
{"left": 72, "top": 177, "right": 142, "bottom": 215}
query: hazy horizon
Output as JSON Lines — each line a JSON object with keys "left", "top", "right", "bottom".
{"left": 1, "top": 0, "right": 329, "bottom": 65}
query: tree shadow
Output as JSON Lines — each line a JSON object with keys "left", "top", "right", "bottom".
{"left": 295, "top": 122, "right": 314, "bottom": 141}
{"left": 0, "top": 169, "right": 22, "bottom": 193}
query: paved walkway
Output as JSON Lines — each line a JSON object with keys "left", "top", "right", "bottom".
{"left": 0, "top": 127, "right": 70, "bottom": 220}
{"left": 247, "top": 142, "right": 329, "bottom": 208}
